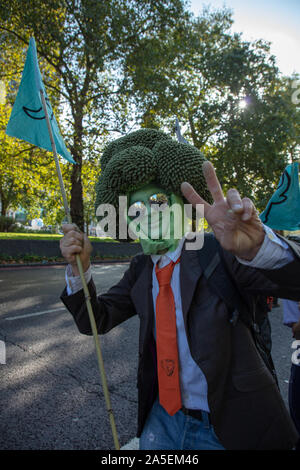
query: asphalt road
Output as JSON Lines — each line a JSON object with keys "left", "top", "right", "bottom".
{"left": 0, "top": 264, "right": 296, "bottom": 450}
{"left": 0, "top": 263, "right": 139, "bottom": 451}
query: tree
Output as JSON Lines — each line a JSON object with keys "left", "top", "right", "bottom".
{"left": 81, "top": 156, "right": 101, "bottom": 233}
{"left": 275, "top": 75, "right": 300, "bottom": 164}
{"left": 0, "top": 0, "right": 191, "bottom": 230}
{"left": 122, "top": 6, "right": 300, "bottom": 210}
{"left": 213, "top": 74, "right": 300, "bottom": 210}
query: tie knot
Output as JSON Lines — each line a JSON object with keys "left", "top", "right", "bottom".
{"left": 155, "top": 257, "right": 180, "bottom": 286}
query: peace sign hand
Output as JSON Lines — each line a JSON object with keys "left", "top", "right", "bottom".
{"left": 181, "top": 161, "right": 265, "bottom": 260}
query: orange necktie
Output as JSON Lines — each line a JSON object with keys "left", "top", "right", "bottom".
{"left": 155, "top": 257, "right": 181, "bottom": 415}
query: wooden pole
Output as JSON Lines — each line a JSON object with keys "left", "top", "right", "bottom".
{"left": 40, "top": 90, "right": 120, "bottom": 450}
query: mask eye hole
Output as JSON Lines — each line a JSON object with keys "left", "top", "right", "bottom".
{"left": 128, "top": 201, "right": 147, "bottom": 220}
{"left": 149, "top": 193, "right": 169, "bottom": 211}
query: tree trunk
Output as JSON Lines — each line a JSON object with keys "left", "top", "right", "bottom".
{"left": 70, "top": 112, "right": 85, "bottom": 231}
{"left": 0, "top": 191, "right": 8, "bottom": 216}
{"left": 187, "top": 111, "right": 201, "bottom": 148}
{"left": 85, "top": 217, "right": 89, "bottom": 236}
{"left": 70, "top": 158, "right": 84, "bottom": 231}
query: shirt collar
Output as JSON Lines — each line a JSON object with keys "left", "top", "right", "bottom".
{"left": 151, "top": 237, "right": 186, "bottom": 268}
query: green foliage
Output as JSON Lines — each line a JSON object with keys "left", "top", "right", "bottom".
{"left": 81, "top": 156, "right": 101, "bottom": 232}
{"left": 0, "top": 0, "right": 190, "bottom": 229}
{"left": 0, "top": 1, "right": 299, "bottom": 225}
{"left": 0, "top": 232, "right": 118, "bottom": 242}
{"left": 122, "top": 6, "right": 300, "bottom": 210}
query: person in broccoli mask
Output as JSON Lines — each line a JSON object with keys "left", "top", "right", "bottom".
{"left": 60, "top": 128, "right": 300, "bottom": 450}
{"left": 93, "top": 128, "right": 211, "bottom": 255}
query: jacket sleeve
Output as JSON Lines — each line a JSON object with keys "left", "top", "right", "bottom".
{"left": 60, "top": 255, "right": 145, "bottom": 335}
{"left": 222, "top": 236, "right": 300, "bottom": 301}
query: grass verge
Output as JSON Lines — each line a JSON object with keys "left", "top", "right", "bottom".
{"left": 0, "top": 232, "right": 119, "bottom": 242}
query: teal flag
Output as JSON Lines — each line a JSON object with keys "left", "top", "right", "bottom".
{"left": 6, "top": 37, "right": 75, "bottom": 164}
{"left": 260, "top": 162, "right": 300, "bottom": 231}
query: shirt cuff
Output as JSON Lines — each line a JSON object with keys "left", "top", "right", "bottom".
{"left": 65, "top": 264, "right": 92, "bottom": 296}
{"left": 237, "top": 225, "right": 294, "bottom": 269}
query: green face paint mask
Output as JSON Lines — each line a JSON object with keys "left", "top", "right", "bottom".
{"left": 127, "top": 183, "right": 185, "bottom": 255}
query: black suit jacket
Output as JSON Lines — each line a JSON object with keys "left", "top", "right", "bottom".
{"left": 61, "top": 235, "right": 300, "bottom": 449}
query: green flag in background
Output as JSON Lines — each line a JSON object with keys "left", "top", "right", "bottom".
{"left": 260, "top": 162, "right": 300, "bottom": 231}
{"left": 6, "top": 37, "right": 75, "bottom": 164}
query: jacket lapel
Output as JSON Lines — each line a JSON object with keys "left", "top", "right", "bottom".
{"left": 180, "top": 242, "right": 203, "bottom": 320}
{"left": 131, "top": 256, "right": 154, "bottom": 346}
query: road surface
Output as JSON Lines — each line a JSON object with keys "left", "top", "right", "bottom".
{"left": 0, "top": 264, "right": 296, "bottom": 450}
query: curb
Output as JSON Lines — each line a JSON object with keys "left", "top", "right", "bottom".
{"left": 0, "top": 259, "right": 132, "bottom": 269}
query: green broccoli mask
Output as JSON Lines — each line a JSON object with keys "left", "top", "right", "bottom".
{"left": 95, "top": 128, "right": 212, "bottom": 247}
{"left": 127, "top": 183, "right": 185, "bottom": 255}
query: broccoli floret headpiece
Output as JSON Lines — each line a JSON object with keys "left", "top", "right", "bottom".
{"left": 95, "top": 128, "right": 211, "bottom": 224}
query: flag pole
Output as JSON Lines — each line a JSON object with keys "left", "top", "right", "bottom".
{"left": 40, "top": 89, "right": 120, "bottom": 451}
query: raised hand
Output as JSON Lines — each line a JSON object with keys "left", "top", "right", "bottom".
{"left": 181, "top": 161, "right": 265, "bottom": 260}
{"left": 60, "top": 224, "right": 93, "bottom": 275}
